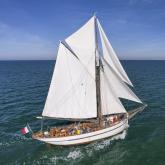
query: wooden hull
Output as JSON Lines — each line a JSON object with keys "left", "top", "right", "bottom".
{"left": 33, "top": 119, "right": 128, "bottom": 146}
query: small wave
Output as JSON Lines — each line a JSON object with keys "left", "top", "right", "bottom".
{"left": 92, "top": 130, "right": 127, "bottom": 151}
{"left": 0, "top": 132, "right": 32, "bottom": 148}
{"left": 67, "top": 150, "right": 83, "bottom": 160}
{"left": 31, "top": 148, "right": 84, "bottom": 164}
{"left": 45, "top": 131, "right": 127, "bottom": 163}
{"left": 111, "top": 130, "right": 127, "bottom": 140}
{"left": 94, "top": 139, "right": 112, "bottom": 151}
{"left": 0, "top": 142, "right": 12, "bottom": 147}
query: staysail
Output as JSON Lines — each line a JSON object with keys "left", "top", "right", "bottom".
{"left": 101, "top": 57, "right": 142, "bottom": 103}
{"left": 97, "top": 19, "right": 133, "bottom": 87}
{"left": 42, "top": 17, "right": 97, "bottom": 119}
{"left": 100, "top": 57, "right": 142, "bottom": 115}
{"left": 100, "top": 67, "right": 127, "bottom": 115}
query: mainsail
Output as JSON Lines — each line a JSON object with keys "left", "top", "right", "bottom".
{"left": 42, "top": 16, "right": 142, "bottom": 119}
{"left": 42, "top": 17, "right": 97, "bottom": 119}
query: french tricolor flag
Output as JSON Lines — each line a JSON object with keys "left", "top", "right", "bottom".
{"left": 21, "top": 124, "right": 32, "bottom": 135}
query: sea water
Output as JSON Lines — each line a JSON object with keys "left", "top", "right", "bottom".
{"left": 0, "top": 60, "right": 165, "bottom": 165}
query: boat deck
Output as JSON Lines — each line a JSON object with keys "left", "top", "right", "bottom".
{"left": 32, "top": 114, "right": 126, "bottom": 139}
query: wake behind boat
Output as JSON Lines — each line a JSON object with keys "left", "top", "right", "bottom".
{"left": 25, "top": 15, "right": 147, "bottom": 146}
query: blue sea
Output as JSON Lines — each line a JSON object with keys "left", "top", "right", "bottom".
{"left": 0, "top": 60, "right": 165, "bottom": 165}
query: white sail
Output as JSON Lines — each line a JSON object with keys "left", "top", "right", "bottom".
{"left": 65, "top": 16, "right": 96, "bottom": 77}
{"left": 42, "top": 43, "right": 97, "bottom": 119}
{"left": 101, "top": 58, "right": 142, "bottom": 105}
{"left": 42, "top": 16, "right": 142, "bottom": 119}
{"left": 97, "top": 19, "right": 133, "bottom": 86}
{"left": 100, "top": 68, "right": 127, "bottom": 115}
{"left": 42, "top": 17, "right": 97, "bottom": 119}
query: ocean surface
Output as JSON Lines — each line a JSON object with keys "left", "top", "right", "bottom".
{"left": 0, "top": 60, "right": 165, "bottom": 165}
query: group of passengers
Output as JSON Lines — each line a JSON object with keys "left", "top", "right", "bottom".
{"left": 48, "top": 123, "right": 95, "bottom": 137}
{"left": 35, "top": 114, "right": 125, "bottom": 138}
{"left": 104, "top": 114, "right": 125, "bottom": 127}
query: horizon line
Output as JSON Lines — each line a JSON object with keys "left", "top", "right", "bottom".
{"left": 0, "top": 59, "right": 165, "bottom": 61}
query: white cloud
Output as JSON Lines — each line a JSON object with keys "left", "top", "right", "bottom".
{"left": 120, "top": 38, "right": 165, "bottom": 60}
{"left": 0, "top": 22, "right": 56, "bottom": 60}
{"left": 128, "top": 0, "right": 154, "bottom": 5}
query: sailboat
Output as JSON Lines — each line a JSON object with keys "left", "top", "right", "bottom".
{"left": 32, "top": 15, "right": 147, "bottom": 146}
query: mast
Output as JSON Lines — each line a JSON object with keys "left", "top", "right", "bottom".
{"left": 94, "top": 15, "right": 103, "bottom": 127}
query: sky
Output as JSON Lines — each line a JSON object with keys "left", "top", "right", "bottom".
{"left": 0, "top": 0, "right": 165, "bottom": 60}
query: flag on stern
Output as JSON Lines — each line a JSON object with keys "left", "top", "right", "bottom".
{"left": 21, "top": 123, "right": 32, "bottom": 135}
